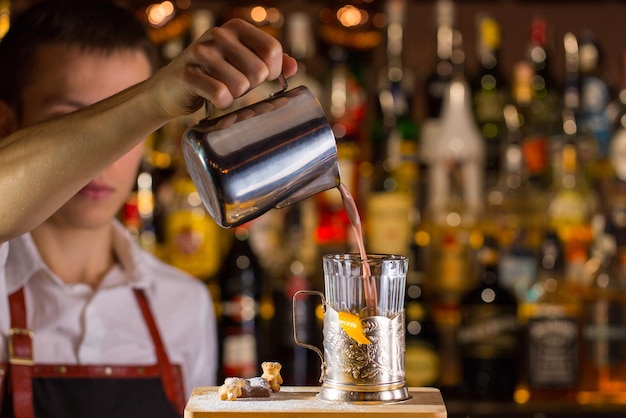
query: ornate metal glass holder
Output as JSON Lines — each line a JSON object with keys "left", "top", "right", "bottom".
{"left": 293, "top": 254, "right": 410, "bottom": 403}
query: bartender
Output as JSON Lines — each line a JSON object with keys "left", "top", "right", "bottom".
{"left": 0, "top": 1, "right": 297, "bottom": 417}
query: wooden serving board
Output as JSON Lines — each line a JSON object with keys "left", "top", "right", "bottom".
{"left": 184, "top": 386, "right": 447, "bottom": 418}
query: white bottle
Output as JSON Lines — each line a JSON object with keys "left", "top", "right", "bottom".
{"left": 422, "top": 76, "right": 486, "bottom": 226}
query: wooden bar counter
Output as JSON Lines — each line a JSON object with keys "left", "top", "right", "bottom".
{"left": 184, "top": 386, "right": 447, "bottom": 418}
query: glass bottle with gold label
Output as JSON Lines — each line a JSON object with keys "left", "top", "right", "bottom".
{"left": 165, "top": 175, "right": 222, "bottom": 281}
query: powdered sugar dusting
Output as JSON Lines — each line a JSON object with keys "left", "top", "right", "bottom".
{"left": 187, "top": 387, "right": 355, "bottom": 412}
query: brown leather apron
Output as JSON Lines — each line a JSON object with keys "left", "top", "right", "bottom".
{"left": 1, "top": 288, "right": 186, "bottom": 418}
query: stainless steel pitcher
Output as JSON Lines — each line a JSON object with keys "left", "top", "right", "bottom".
{"left": 182, "top": 78, "right": 339, "bottom": 228}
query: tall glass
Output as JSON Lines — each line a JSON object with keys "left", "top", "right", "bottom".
{"left": 294, "top": 254, "right": 410, "bottom": 403}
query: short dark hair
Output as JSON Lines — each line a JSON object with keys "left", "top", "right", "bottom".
{"left": 0, "top": 0, "right": 159, "bottom": 118}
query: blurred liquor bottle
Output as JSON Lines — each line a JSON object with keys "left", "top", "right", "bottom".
{"left": 218, "top": 225, "right": 266, "bottom": 381}
{"left": 510, "top": 62, "right": 542, "bottom": 186}
{"left": 547, "top": 33, "right": 598, "bottom": 290}
{"left": 486, "top": 105, "right": 545, "bottom": 301}
{"left": 405, "top": 243, "right": 441, "bottom": 387}
{"left": 547, "top": 33, "right": 600, "bottom": 289}
{"left": 515, "top": 231, "right": 581, "bottom": 404}
{"left": 139, "top": 117, "right": 185, "bottom": 258}
{"left": 423, "top": 0, "right": 456, "bottom": 121}
{"left": 285, "top": 11, "right": 324, "bottom": 99}
{"left": 164, "top": 175, "right": 222, "bottom": 281}
{"left": 271, "top": 204, "right": 322, "bottom": 386}
{"left": 606, "top": 49, "right": 626, "bottom": 226}
{"left": 579, "top": 32, "right": 613, "bottom": 163}
{"left": 547, "top": 110, "right": 597, "bottom": 290}
{"left": 458, "top": 235, "right": 520, "bottom": 401}
{"left": 420, "top": 31, "right": 485, "bottom": 395}
{"left": 471, "top": 13, "right": 508, "bottom": 188}
{"left": 366, "top": 0, "right": 419, "bottom": 258}
{"left": 578, "top": 223, "right": 626, "bottom": 404}
{"left": 561, "top": 31, "right": 602, "bottom": 190}
{"left": 121, "top": 153, "right": 158, "bottom": 255}
{"left": 420, "top": 54, "right": 485, "bottom": 303}
{"left": 418, "top": 0, "right": 458, "bottom": 221}
{"left": 608, "top": 49, "right": 626, "bottom": 178}
{"left": 527, "top": 16, "right": 561, "bottom": 122}
{"left": 316, "top": 1, "right": 382, "bottom": 254}
{"left": 597, "top": 62, "right": 626, "bottom": 398}
{"left": 519, "top": 17, "right": 562, "bottom": 190}
{"left": 315, "top": 44, "right": 366, "bottom": 253}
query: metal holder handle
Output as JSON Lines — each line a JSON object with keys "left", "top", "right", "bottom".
{"left": 293, "top": 289, "right": 325, "bottom": 383}
{"left": 270, "top": 73, "right": 289, "bottom": 97}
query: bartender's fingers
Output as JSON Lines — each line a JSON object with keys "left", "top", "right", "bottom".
{"left": 281, "top": 54, "right": 298, "bottom": 79}
{"left": 218, "top": 18, "right": 296, "bottom": 82}
{"left": 147, "top": 18, "right": 296, "bottom": 117}
{"left": 192, "top": 19, "right": 296, "bottom": 107}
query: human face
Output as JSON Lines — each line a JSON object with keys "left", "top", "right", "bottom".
{"left": 19, "top": 44, "right": 152, "bottom": 230}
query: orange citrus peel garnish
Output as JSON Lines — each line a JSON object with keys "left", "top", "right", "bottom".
{"left": 338, "top": 311, "right": 371, "bottom": 345}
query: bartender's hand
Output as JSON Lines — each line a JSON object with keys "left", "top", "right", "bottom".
{"left": 146, "top": 18, "right": 298, "bottom": 118}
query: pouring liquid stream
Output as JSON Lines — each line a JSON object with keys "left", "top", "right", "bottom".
{"left": 338, "top": 182, "right": 377, "bottom": 316}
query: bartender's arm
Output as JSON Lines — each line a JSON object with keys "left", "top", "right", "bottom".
{"left": 0, "top": 18, "right": 297, "bottom": 242}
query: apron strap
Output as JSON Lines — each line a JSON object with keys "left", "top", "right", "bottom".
{"left": 7, "top": 288, "right": 35, "bottom": 418}
{"left": 133, "top": 289, "right": 186, "bottom": 413}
